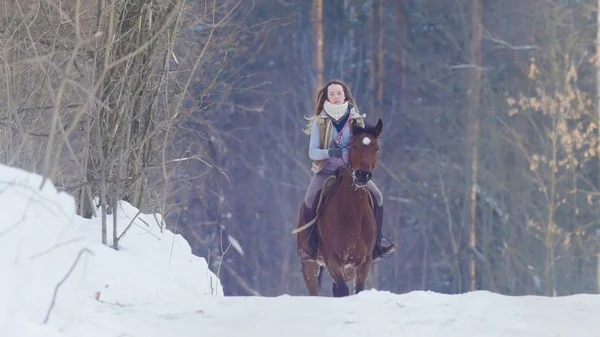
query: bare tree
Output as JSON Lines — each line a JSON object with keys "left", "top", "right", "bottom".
{"left": 312, "top": 0, "right": 323, "bottom": 92}
{"left": 467, "top": 0, "right": 483, "bottom": 291}
{"left": 0, "top": 0, "right": 255, "bottom": 249}
{"left": 503, "top": 1, "right": 599, "bottom": 296}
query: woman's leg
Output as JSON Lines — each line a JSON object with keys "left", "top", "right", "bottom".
{"left": 298, "top": 172, "right": 330, "bottom": 261}
{"left": 366, "top": 180, "right": 397, "bottom": 261}
{"left": 304, "top": 172, "right": 329, "bottom": 207}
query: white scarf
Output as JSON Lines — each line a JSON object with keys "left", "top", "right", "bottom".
{"left": 323, "top": 100, "right": 349, "bottom": 123}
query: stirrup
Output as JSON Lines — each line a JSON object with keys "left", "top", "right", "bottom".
{"left": 379, "top": 237, "right": 397, "bottom": 254}
{"left": 381, "top": 243, "right": 398, "bottom": 255}
{"left": 372, "top": 238, "right": 397, "bottom": 262}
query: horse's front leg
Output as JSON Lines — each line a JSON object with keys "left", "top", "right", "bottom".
{"left": 354, "top": 207, "right": 377, "bottom": 294}
{"left": 326, "top": 259, "right": 350, "bottom": 297}
{"left": 354, "top": 255, "right": 372, "bottom": 294}
{"left": 301, "top": 260, "right": 321, "bottom": 296}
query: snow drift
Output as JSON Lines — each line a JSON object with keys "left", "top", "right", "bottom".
{"left": 0, "top": 162, "right": 598, "bottom": 337}
{"left": 0, "top": 163, "right": 221, "bottom": 337}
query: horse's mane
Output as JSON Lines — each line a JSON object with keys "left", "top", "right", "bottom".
{"left": 352, "top": 122, "right": 379, "bottom": 138}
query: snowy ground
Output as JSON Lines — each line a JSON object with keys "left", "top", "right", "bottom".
{"left": 0, "top": 162, "right": 598, "bottom": 337}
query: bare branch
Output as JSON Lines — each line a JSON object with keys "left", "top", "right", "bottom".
{"left": 44, "top": 248, "right": 94, "bottom": 324}
{"left": 483, "top": 32, "right": 540, "bottom": 50}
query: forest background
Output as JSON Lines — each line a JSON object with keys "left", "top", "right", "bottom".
{"left": 1, "top": 0, "right": 599, "bottom": 297}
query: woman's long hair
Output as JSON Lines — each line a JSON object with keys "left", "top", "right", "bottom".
{"left": 303, "top": 79, "right": 359, "bottom": 135}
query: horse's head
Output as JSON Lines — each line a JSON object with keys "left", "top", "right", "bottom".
{"left": 348, "top": 118, "right": 383, "bottom": 188}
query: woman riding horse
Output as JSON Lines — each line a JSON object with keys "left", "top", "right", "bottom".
{"left": 297, "top": 79, "right": 397, "bottom": 262}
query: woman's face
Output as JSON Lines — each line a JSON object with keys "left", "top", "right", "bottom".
{"left": 327, "top": 84, "right": 345, "bottom": 104}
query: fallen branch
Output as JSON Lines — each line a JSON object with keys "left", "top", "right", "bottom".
{"left": 44, "top": 248, "right": 94, "bottom": 323}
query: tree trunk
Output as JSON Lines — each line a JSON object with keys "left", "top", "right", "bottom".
{"left": 312, "top": 0, "right": 323, "bottom": 92}
{"left": 399, "top": 1, "right": 407, "bottom": 116}
{"left": 596, "top": 0, "right": 600, "bottom": 295}
{"left": 468, "top": 0, "right": 482, "bottom": 292}
{"left": 366, "top": 0, "right": 375, "bottom": 114}
{"left": 376, "top": 0, "right": 384, "bottom": 119}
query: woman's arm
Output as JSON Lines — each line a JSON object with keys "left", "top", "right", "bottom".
{"left": 308, "top": 122, "right": 330, "bottom": 160}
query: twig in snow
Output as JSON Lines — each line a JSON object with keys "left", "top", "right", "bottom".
{"left": 116, "top": 210, "right": 143, "bottom": 245}
{"left": 44, "top": 248, "right": 93, "bottom": 324}
{"left": 215, "top": 229, "right": 232, "bottom": 291}
{"left": 223, "top": 263, "right": 262, "bottom": 296}
{"left": 30, "top": 237, "right": 85, "bottom": 259}
{"left": 169, "top": 212, "right": 181, "bottom": 263}
{"left": 0, "top": 218, "right": 25, "bottom": 238}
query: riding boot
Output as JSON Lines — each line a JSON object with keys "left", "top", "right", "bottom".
{"left": 372, "top": 203, "right": 398, "bottom": 262}
{"left": 297, "top": 193, "right": 320, "bottom": 262}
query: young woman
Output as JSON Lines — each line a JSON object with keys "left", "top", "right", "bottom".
{"left": 297, "top": 79, "right": 397, "bottom": 262}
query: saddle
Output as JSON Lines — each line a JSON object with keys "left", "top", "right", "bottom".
{"left": 292, "top": 167, "right": 374, "bottom": 235}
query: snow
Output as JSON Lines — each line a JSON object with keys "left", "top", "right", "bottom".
{"left": 0, "top": 163, "right": 221, "bottom": 337}
{"left": 0, "top": 162, "right": 599, "bottom": 337}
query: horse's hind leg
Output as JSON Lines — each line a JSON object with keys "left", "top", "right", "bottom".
{"left": 301, "top": 260, "right": 321, "bottom": 296}
{"left": 354, "top": 258, "right": 372, "bottom": 294}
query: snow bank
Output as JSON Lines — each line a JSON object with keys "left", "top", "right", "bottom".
{"left": 0, "top": 163, "right": 221, "bottom": 337}
{"left": 2, "top": 162, "right": 598, "bottom": 337}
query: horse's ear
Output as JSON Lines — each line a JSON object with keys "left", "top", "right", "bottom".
{"left": 374, "top": 118, "right": 383, "bottom": 138}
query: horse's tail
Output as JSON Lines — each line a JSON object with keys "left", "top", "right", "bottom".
{"left": 316, "top": 265, "right": 325, "bottom": 290}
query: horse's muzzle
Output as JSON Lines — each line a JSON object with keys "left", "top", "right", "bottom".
{"left": 354, "top": 169, "right": 372, "bottom": 186}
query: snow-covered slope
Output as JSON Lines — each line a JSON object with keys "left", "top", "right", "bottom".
{"left": 0, "top": 163, "right": 221, "bottom": 337}
{"left": 0, "top": 163, "right": 597, "bottom": 337}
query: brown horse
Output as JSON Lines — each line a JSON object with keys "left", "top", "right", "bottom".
{"left": 294, "top": 118, "right": 383, "bottom": 297}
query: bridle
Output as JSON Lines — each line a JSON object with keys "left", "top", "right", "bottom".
{"left": 350, "top": 167, "right": 369, "bottom": 191}
{"left": 340, "top": 144, "right": 371, "bottom": 192}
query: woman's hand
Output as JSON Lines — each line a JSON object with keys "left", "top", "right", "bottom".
{"left": 328, "top": 148, "right": 343, "bottom": 158}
